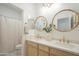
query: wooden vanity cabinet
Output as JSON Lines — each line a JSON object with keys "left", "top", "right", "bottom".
{"left": 25, "top": 40, "right": 78, "bottom": 56}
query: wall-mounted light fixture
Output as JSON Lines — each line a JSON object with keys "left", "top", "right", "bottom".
{"left": 42, "top": 3, "right": 53, "bottom": 8}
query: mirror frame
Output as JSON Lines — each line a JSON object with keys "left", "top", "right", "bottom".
{"left": 34, "top": 16, "right": 48, "bottom": 31}
{"left": 52, "top": 9, "right": 79, "bottom": 32}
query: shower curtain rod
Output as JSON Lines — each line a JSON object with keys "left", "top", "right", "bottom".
{"left": 0, "top": 14, "right": 23, "bottom": 20}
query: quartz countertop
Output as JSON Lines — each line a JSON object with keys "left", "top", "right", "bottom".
{"left": 23, "top": 35, "right": 79, "bottom": 55}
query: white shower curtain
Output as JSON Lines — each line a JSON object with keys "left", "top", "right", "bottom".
{"left": 0, "top": 15, "right": 22, "bottom": 53}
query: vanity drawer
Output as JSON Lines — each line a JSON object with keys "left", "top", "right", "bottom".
{"left": 50, "top": 48, "right": 75, "bottom": 56}
{"left": 39, "top": 44, "right": 49, "bottom": 52}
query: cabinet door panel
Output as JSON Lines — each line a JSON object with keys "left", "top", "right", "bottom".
{"left": 39, "top": 44, "right": 49, "bottom": 56}
{"left": 27, "top": 45, "right": 38, "bottom": 56}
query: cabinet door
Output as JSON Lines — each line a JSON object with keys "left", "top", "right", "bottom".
{"left": 26, "top": 41, "right": 38, "bottom": 56}
{"left": 39, "top": 44, "right": 49, "bottom": 56}
{"left": 27, "top": 45, "right": 38, "bottom": 56}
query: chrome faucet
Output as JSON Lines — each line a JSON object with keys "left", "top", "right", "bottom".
{"left": 59, "top": 36, "right": 70, "bottom": 44}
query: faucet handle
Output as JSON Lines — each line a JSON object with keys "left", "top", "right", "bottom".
{"left": 59, "top": 36, "right": 65, "bottom": 43}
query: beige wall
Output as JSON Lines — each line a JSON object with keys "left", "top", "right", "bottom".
{"left": 13, "top": 3, "right": 40, "bottom": 23}
{"left": 38, "top": 3, "right": 79, "bottom": 44}
{"left": 13, "top": 3, "right": 79, "bottom": 44}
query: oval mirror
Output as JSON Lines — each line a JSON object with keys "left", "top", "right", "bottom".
{"left": 34, "top": 16, "right": 47, "bottom": 31}
{"left": 52, "top": 9, "right": 79, "bottom": 32}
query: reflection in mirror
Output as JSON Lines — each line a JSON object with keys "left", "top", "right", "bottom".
{"left": 34, "top": 16, "right": 47, "bottom": 31}
{"left": 52, "top": 9, "right": 79, "bottom": 32}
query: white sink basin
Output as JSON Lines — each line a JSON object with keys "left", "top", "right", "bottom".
{"left": 36, "top": 38, "right": 79, "bottom": 50}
